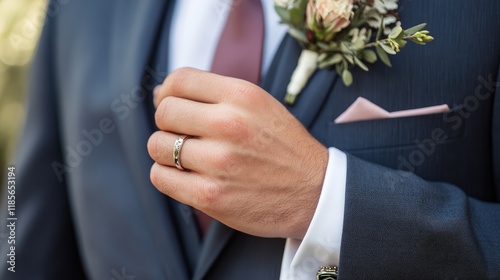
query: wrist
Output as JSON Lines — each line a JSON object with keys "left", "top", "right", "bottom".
{"left": 290, "top": 145, "right": 329, "bottom": 239}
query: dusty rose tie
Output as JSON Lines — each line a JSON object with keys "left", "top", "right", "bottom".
{"left": 210, "top": 0, "right": 264, "bottom": 84}
{"left": 196, "top": 0, "right": 264, "bottom": 237}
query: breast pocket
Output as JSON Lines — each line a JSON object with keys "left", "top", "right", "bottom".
{"left": 326, "top": 111, "right": 466, "bottom": 152}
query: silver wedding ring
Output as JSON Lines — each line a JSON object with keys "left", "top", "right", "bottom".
{"left": 173, "top": 135, "right": 192, "bottom": 171}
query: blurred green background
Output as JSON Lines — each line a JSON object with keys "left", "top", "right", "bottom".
{"left": 0, "top": 0, "right": 46, "bottom": 189}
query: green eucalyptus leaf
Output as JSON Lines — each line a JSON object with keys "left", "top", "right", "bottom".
{"left": 380, "top": 42, "right": 397, "bottom": 55}
{"left": 288, "top": 28, "right": 309, "bottom": 43}
{"left": 340, "top": 42, "right": 352, "bottom": 54}
{"left": 404, "top": 23, "right": 427, "bottom": 35}
{"left": 318, "top": 53, "right": 329, "bottom": 61}
{"left": 274, "top": 6, "right": 290, "bottom": 22}
{"left": 376, "top": 45, "right": 392, "bottom": 67}
{"left": 376, "top": 19, "right": 384, "bottom": 41}
{"left": 396, "top": 39, "right": 408, "bottom": 48}
{"left": 388, "top": 26, "right": 403, "bottom": 39}
{"left": 395, "top": 29, "right": 406, "bottom": 41}
{"left": 342, "top": 58, "right": 348, "bottom": 69}
{"left": 344, "top": 54, "right": 354, "bottom": 64}
{"left": 409, "top": 37, "right": 426, "bottom": 45}
{"left": 352, "top": 38, "right": 365, "bottom": 50}
{"left": 318, "top": 61, "right": 330, "bottom": 68}
{"left": 336, "top": 62, "right": 344, "bottom": 75}
{"left": 354, "top": 56, "right": 369, "bottom": 71}
{"left": 329, "top": 41, "right": 339, "bottom": 49}
{"left": 363, "top": 49, "right": 377, "bottom": 63}
{"left": 293, "top": 0, "right": 308, "bottom": 10}
{"left": 318, "top": 53, "right": 343, "bottom": 68}
{"left": 289, "top": 8, "right": 304, "bottom": 26}
{"left": 342, "top": 69, "right": 353, "bottom": 86}
{"left": 365, "top": 29, "right": 373, "bottom": 43}
{"left": 317, "top": 42, "right": 331, "bottom": 50}
{"left": 330, "top": 53, "right": 344, "bottom": 64}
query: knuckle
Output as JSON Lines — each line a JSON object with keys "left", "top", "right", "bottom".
{"left": 233, "top": 82, "right": 261, "bottom": 104}
{"left": 165, "top": 67, "right": 192, "bottom": 93}
{"left": 195, "top": 182, "right": 222, "bottom": 208}
{"left": 211, "top": 111, "right": 250, "bottom": 140}
{"left": 154, "top": 96, "right": 175, "bottom": 129}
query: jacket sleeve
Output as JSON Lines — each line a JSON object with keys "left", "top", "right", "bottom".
{"left": 338, "top": 59, "right": 500, "bottom": 278}
{"left": 0, "top": 3, "right": 87, "bottom": 279}
{"left": 338, "top": 152, "right": 500, "bottom": 279}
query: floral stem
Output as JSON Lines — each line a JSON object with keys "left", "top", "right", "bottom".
{"left": 284, "top": 49, "right": 319, "bottom": 105}
{"left": 364, "top": 34, "right": 415, "bottom": 49}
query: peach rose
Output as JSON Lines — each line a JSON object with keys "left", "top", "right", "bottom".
{"left": 307, "top": 0, "right": 354, "bottom": 34}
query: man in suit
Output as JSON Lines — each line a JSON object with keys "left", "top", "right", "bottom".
{"left": 1, "top": 0, "right": 499, "bottom": 279}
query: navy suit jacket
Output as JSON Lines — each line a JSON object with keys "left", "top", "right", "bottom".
{"left": 1, "top": 0, "right": 499, "bottom": 279}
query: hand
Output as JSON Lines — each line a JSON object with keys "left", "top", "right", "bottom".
{"left": 148, "top": 68, "right": 328, "bottom": 239}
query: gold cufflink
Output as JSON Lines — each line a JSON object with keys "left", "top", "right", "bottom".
{"left": 316, "top": 265, "right": 338, "bottom": 280}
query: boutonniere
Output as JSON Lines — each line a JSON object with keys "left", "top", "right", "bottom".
{"left": 274, "top": 0, "right": 434, "bottom": 105}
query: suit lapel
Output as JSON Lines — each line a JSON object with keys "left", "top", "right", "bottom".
{"left": 192, "top": 221, "right": 234, "bottom": 280}
{"left": 264, "top": 35, "right": 339, "bottom": 128}
{"left": 109, "top": 3, "right": 167, "bottom": 166}
{"left": 109, "top": 1, "right": 193, "bottom": 279}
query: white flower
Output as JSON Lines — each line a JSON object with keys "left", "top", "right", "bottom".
{"left": 307, "top": 0, "right": 354, "bottom": 34}
{"left": 367, "top": 15, "right": 397, "bottom": 29}
{"left": 373, "top": 0, "right": 398, "bottom": 14}
{"left": 350, "top": 27, "right": 368, "bottom": 43}
{"left": 365, "top": 0, "right": 399, "bottom": 34}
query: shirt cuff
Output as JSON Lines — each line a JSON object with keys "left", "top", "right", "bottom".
{"left": 279, "top": 147, "right": 347, "bottom": 280}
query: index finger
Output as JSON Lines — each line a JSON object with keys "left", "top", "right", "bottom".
{"left": 154, "top": 67, "right": 253, "bottom": 108}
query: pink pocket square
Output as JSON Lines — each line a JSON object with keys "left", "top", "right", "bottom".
{"left": 334, "top": 97, "right": 451, "bottom": 124}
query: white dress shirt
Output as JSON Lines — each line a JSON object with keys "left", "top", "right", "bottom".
{"left": 169, "top": 1, "right": 347, "bottom": 279}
